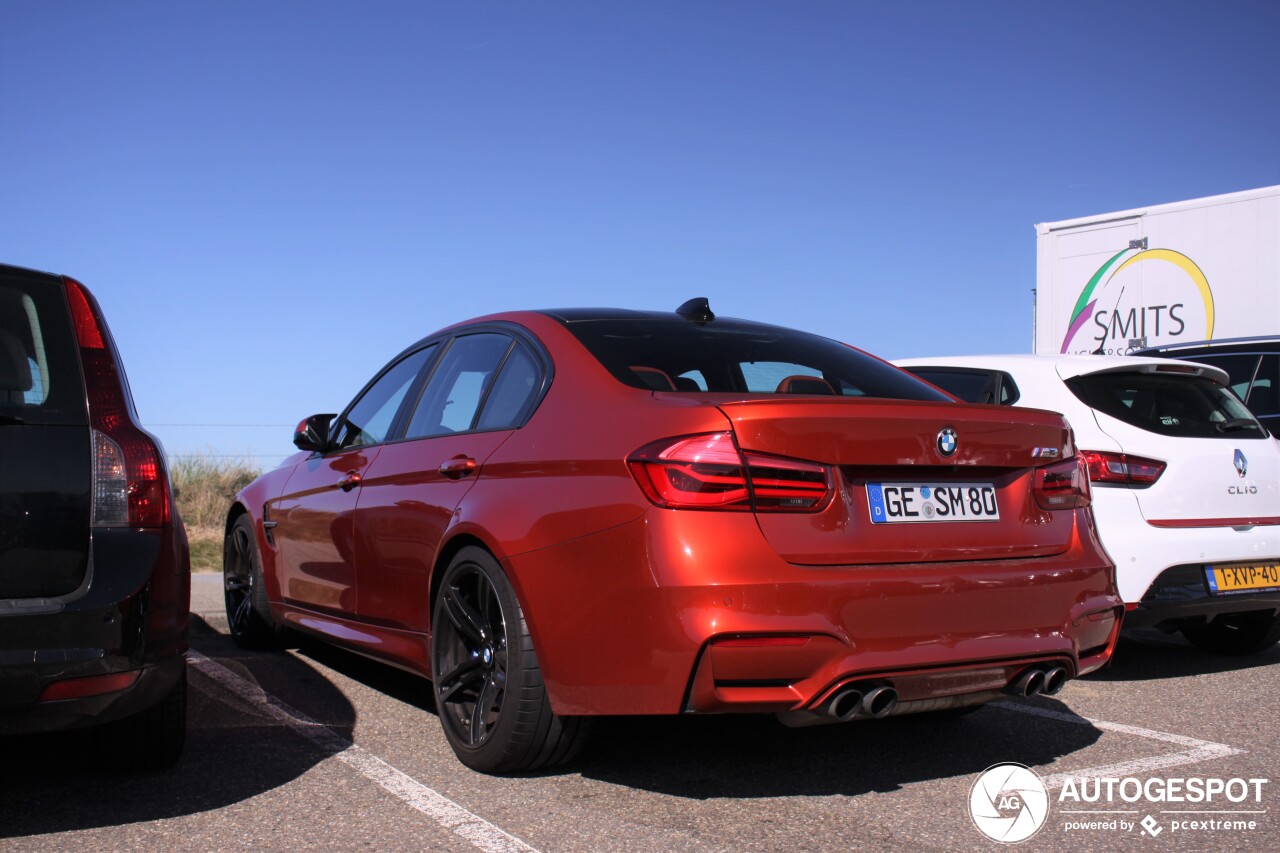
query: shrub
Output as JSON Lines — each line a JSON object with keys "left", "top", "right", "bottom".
{"left": 170, "top": 454, "right": 260, "bottom": 572}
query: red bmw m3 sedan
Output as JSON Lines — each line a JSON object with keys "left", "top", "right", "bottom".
{"left": 225, "top": 299, "right": 1121, "bottom": 773}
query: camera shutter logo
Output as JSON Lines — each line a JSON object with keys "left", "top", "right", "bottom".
{"left": 969, "top": 763, "right": 1050, "bottom": 843}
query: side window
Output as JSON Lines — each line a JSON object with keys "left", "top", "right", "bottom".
{"left": 334, "top": 346, "right": 435, "bottom": 450}
{"left": 1247, "top": 354, "right": 1278, "bottom": 418}
{"left": 1194, "top": 354, "right": 1260, "bottom": 401}
{"left": 405, "top": 333, "right": 513, "bottom": 439}
{"left": 475, "top": 342, "right": 542, "bottom": 430}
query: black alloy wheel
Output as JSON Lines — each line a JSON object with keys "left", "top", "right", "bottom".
{"left": 223, "top": 515, "right": 278, "bottom": 648}
{"left": 431, "top": 547, "right": 589, "bottom": 774}
{"left": 434, "top": 557, "right": 509, "bottom": 749}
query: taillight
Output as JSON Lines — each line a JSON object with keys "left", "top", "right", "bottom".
{"left": 1033, "top": 456, "right": 1092, "bottom": 510}
{"left": 1079, "top": 450, "right": 1166, "bottom": 488}
{"left": 628, "top": 432, "right": 833, "bottom": 512}
{"left": 65, "top": 277, "right": 171, "bottom": 528}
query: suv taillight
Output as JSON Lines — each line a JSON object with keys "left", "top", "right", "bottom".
{"left": 628, "top": 432, "right": 833, "bottom": 512}
{"left": 1079, "top": 450, "right": 1166, "bottom": 488}
{"left": 66, "top": 277, "right": 171, "bottom": 528}
{"left": 1033, "top": 456, "right": 1092, "bottom": 510}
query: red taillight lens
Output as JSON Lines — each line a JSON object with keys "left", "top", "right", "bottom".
{"left": 628, "top": 433, "right": 833, "bottom": 512}
{"left": 628, "top": 433, "right": 752, "bottom": 509}
{"left": 1079, "top": 450, "right": 1166, "bottom": 488}
{"left": 1033, "top": 456, "right": 1092, "bottom": 510}
{"left": 740, "top": 451, "right": 832, "bottom": 511}
{"left": 66, "top": 277, "right": 171, "bottom": 528}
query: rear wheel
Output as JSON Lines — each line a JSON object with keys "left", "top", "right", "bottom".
{"left": 224, "top": 514, "right": 279, "bottom": 648}
{"left": 431, "top": 546, "right": 589, "bottom": 774}
{"left": 1181, "top": 610, "right": 1280, "bottom": 655}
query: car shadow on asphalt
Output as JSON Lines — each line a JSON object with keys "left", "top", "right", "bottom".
{"left": 574, "top": 699, "right": 1099, "bottom": 799}
{"left": 1083, "top": 629, "right": 1280, "bottom": 682}
{"left": 0, "top": 615, "right": 358, "bottom": 839}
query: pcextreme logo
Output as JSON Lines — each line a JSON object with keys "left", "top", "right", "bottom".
{"left": 1059, "top": 247, "right": 1215, "bottom": 354}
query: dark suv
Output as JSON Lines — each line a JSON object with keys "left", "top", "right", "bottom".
{"left": 0, "top": 263, "right": 188, "bottom": 769}
{"left": 1134, "top": 336, "right": 1279, "bottom": 437}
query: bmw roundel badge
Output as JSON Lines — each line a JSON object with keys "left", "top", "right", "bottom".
{"left": 937, "top": 427, "right": 958, "bottom": 457}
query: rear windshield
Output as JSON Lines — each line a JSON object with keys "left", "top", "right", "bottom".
{"left": 0, "top": 275, "right": 88, "bottom": 426}
{"left": 1065, "top": 371, "right": 1266, "bottom": 439}
{"left": 561, "top": 318, "right": 950, "bottom": 401}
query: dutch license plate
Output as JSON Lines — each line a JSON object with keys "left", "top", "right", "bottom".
{"left": 866, "top": 483, "right": 999, "bottom": 524}
{"left": 1205, "top": 561, "right": 1280, "bottom": 595}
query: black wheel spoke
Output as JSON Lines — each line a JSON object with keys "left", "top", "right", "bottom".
{"left": 442, "top": 584, "right": 485, "bottom": 644}
{"left": 438, "top": 658, "right": 485, "bottom": 703}
{"left": 470, "top": 675, "right": 499, "bottom": 744}
{"left": 231, "top": 590, "right": 253, "bottom": 632}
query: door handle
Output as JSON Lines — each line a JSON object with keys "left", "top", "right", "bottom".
{"left": 438, "top": 455, "right": 478, "bottom": 480}
{"left": 337, "top": 471, "right": 363, "bottom": 492}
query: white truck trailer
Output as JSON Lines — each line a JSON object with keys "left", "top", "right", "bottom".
{"left": 1034, "top": 185, "right": 1280, "bottom": 355}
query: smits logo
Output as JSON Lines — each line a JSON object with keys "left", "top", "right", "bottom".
{"left": 969, "top": 763, "right": 1050, "bottom": 844}
{"left": 1060, "top": 247, "right": 1214, "bottom": 354}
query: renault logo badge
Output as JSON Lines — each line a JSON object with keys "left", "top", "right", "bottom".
{"left": 937, "top": 428, "right": 958, "bottom": 457}
{"left": 1234, "top": 449, "right": 1248, "bottom": 478}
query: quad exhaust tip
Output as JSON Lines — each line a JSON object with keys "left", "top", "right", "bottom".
{"left": 825, "top": 684, "right": 898, "bottom": 721}
{"left": 1008, "top": 665, "right": 1069, "bottom": 698}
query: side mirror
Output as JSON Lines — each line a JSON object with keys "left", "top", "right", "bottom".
{"left": 293, "top": 413, "right": 336, "bottom": 452}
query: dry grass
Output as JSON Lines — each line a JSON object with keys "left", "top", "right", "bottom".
{"left": 170, "top": 454, "right": 260, "bottom": 572}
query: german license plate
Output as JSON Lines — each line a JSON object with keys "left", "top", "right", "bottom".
{"left": 866, "top": 483, "right": 999, "bottom": 524}
{"left": 1205, "top": 561, "right": 1280, "bottom": 595}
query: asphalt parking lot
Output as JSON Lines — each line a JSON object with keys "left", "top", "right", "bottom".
{"left": 4, "top": 573, "right": 1277, "bottom": 853}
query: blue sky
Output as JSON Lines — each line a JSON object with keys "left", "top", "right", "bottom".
{"left": 3, "top": 2, "right": 1277, "bottom": 466}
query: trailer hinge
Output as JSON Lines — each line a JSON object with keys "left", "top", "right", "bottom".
{"left": 1128, "top": 238, "right": 1148, "bottom": 250}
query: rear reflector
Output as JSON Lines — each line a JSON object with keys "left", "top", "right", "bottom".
{"left": 1033, "top": 456, "right": 1092, "bottom": 510}
{"left": 1079, "top": 450, "right": 1166, "bottom": 487}
{"left": 628, "top": 432, "right": 833, "bottom": 512}
{"left": 38, "top": 670, "right": 140, "bottom": 702}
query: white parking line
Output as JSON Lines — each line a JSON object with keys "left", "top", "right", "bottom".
{"left": 996, "top": 702, "right": 1245, "bottom": 789}
{"left": 189, "top": 651, "right": 540, "bottom": 853}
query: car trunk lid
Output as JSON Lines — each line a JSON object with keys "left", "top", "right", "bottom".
{"left": 716, "top": 397, "right": 1081, "bottom": 565}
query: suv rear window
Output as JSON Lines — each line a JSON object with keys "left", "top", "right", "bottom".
{"left": 0, "top": 276, "right": 87, "bottom": 426}
{"left": 1065, "top": 371, "right": 1266, "bottom": 439}
{"left": 561, "top": 318, "right": 950, "bottom": 401}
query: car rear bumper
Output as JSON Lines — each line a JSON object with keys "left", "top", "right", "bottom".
{"left": 507, "top": 510, "right": 1121, "bottom": 716}
{"left": 1124, "top": 564, "right": 1280, "bottom": 629}
{"left": 0, "top": 526, "right": 189, "bottom": 735}
{"left": 1091, "top": 488, "right": 1280, "bottom": 605}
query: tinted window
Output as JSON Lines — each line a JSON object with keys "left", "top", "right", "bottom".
{"left": 335, "top": 346, "right": 435, "bottom": 449}
{"left": 1182, "top": 354, "right": 1261, "bottom": 400}
{"left": 563, "top": 318, "right": 948, "bottom": 401}
{"left": 0, "top": 279, "right": 87, "bottom": 425}
{"left": 1247, "top": 354, "right": 1278, "bottom": 419}
{"left": 406, "top": 333, "right": 513, "bottom": 438}
{"left": 906, "top": 368, "right": 1021, "bottom": 406}
{"left": 1066, "top": 371, "right": 1266, "bottom": 439}
{"left": 475, "top": 342, "right": 541, "bottom": 431}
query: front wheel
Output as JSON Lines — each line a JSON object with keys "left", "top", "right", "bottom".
{"left": 431, "top": 547, "right": 589, "bottom": 774}
{"left": 1181, "top": 610, "right": 1280, "bottom": 656}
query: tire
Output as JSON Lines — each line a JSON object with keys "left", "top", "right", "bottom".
{"left": 97, "top": 663, "right": 187, "bottom": 772}
{"left": 1181, "top": 610, "right": 1280, "bottom": 656}
{"left": 431, "top": 546, "right": 590, "bottom": 774}
{"left": 223, "top": 514, "right": 280, "bottom": 648}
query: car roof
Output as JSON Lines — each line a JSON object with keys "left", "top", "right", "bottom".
{"left": 895, "top": 353, "right": 1231, "bottom": 386}
{"left": 1133, "top": 335, "right": 1280, "bottom": 355}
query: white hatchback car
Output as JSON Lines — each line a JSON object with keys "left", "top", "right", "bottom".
{"left": 896, "top": 354, "right": 1280, "bottom": 655}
